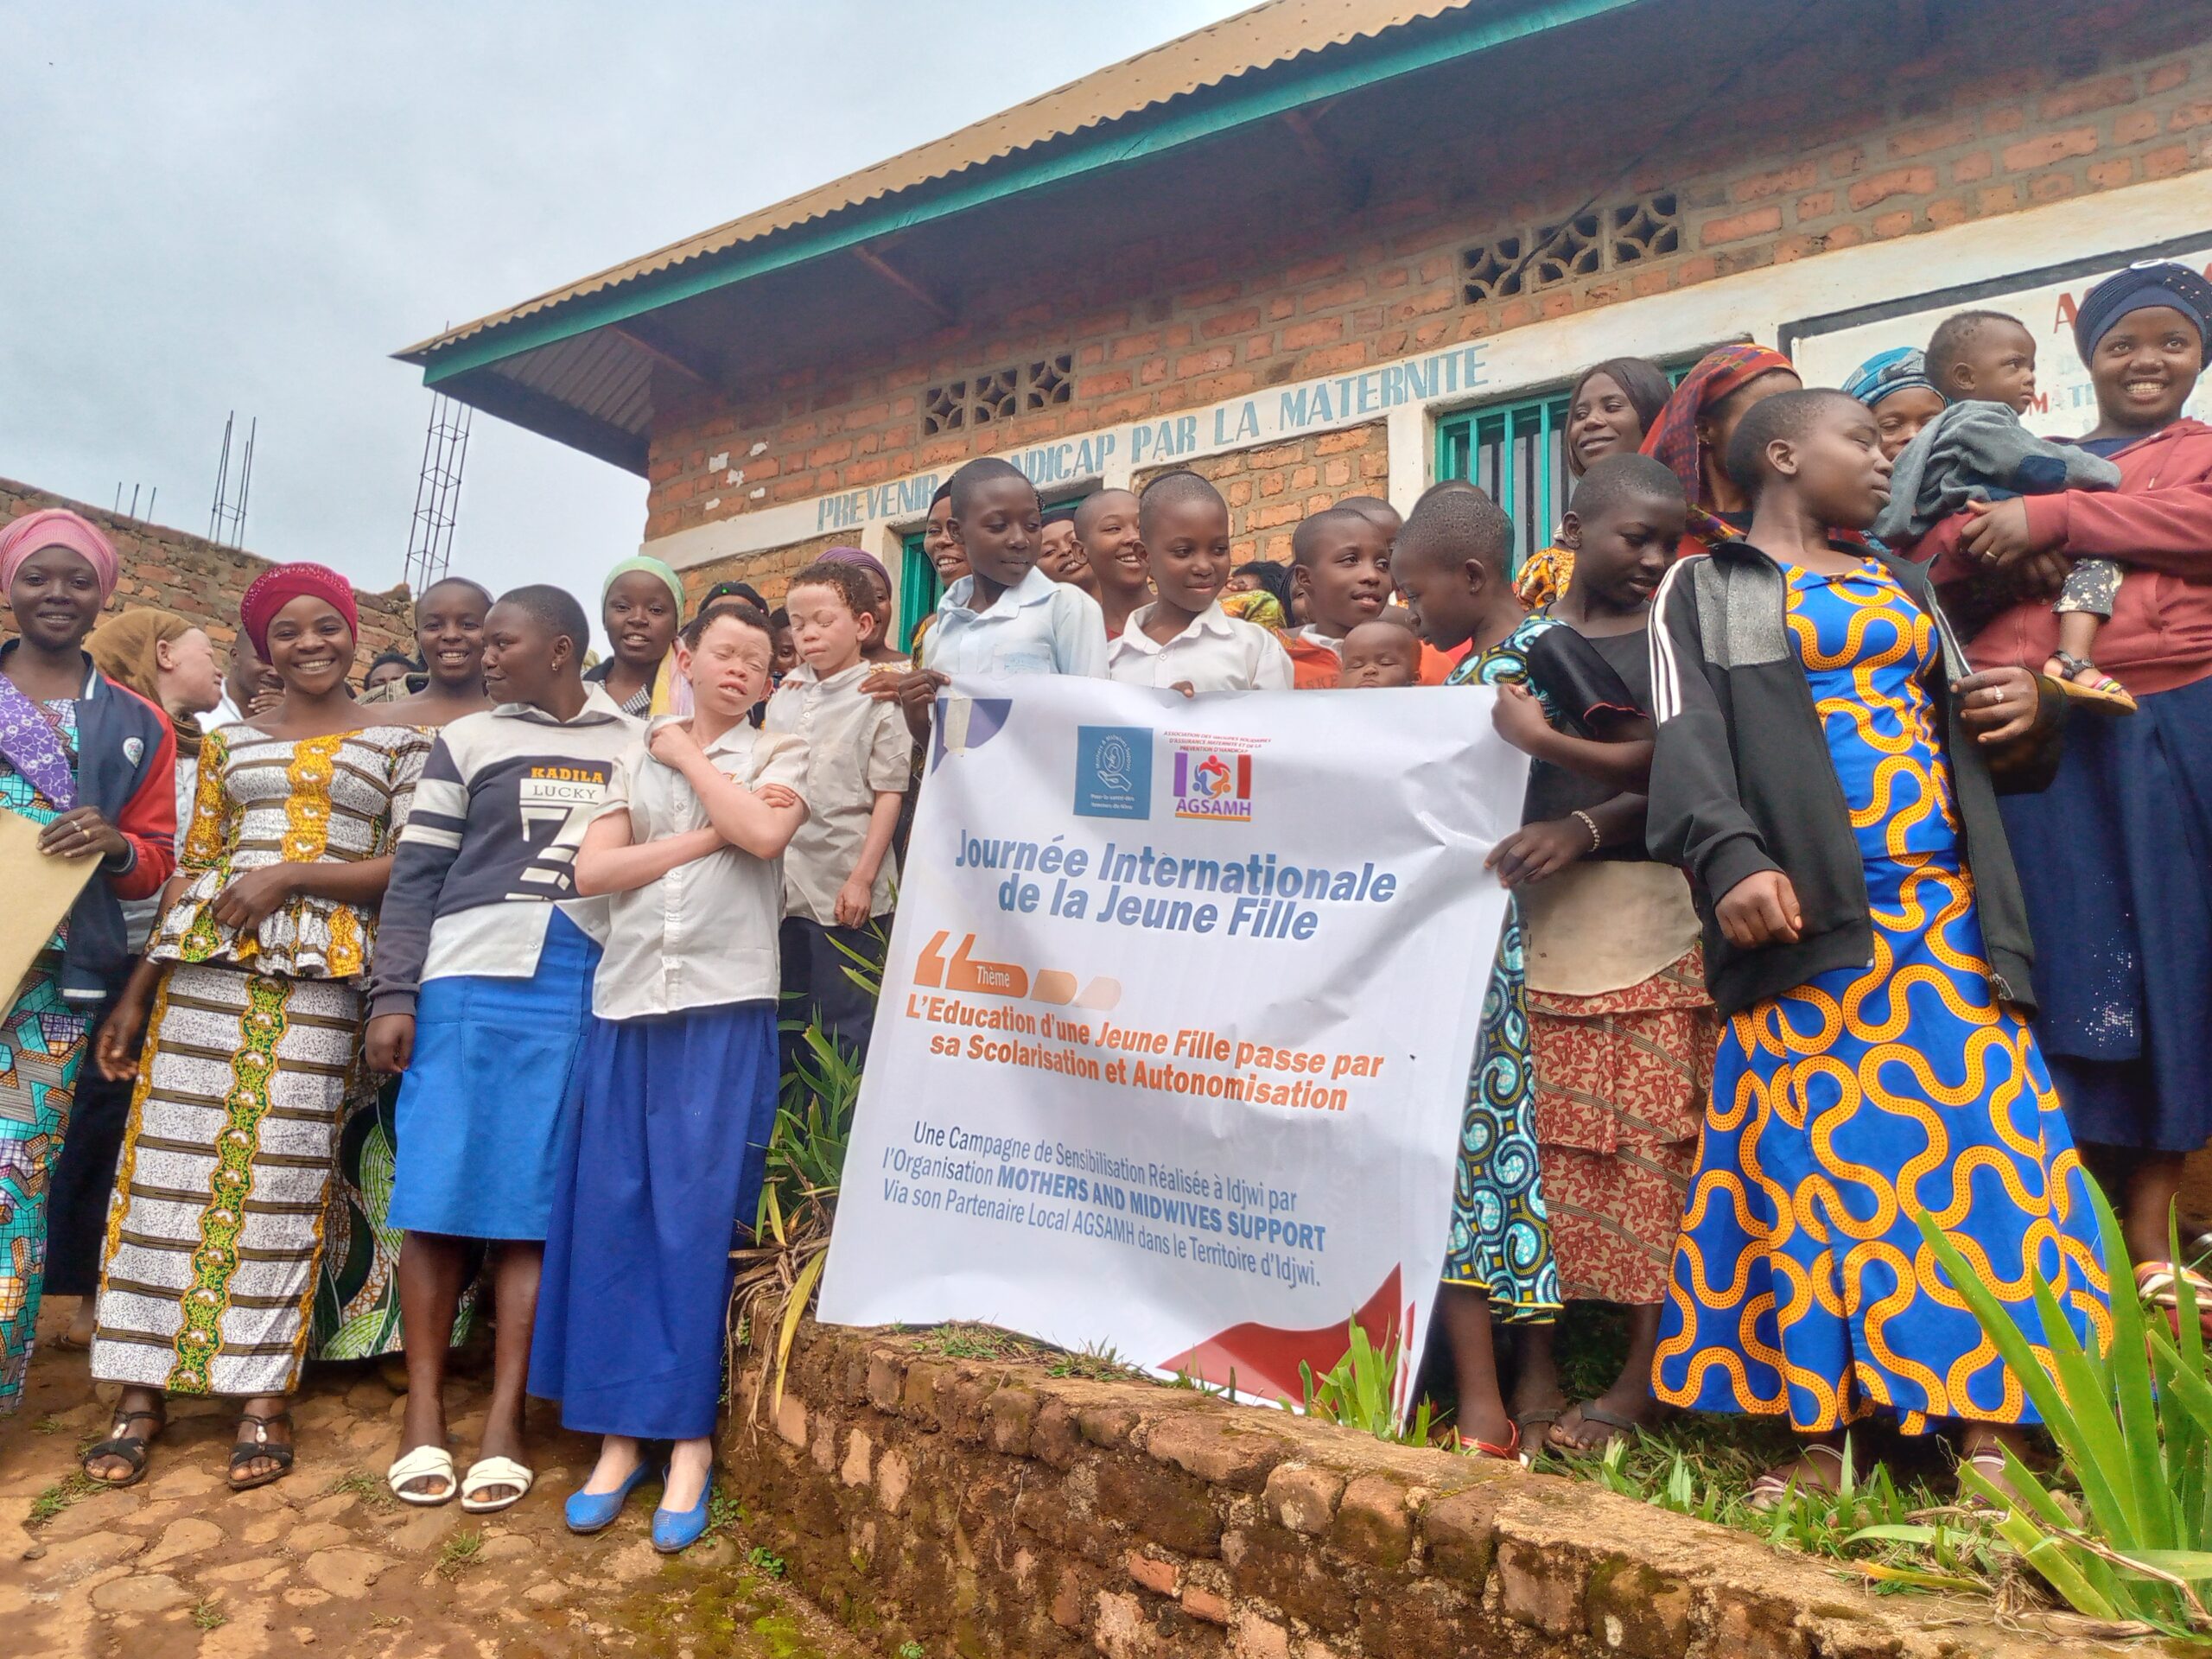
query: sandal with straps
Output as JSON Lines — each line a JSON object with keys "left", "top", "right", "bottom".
{"left": 229, "top": 1408, "right": 296, "bottom": 1492}
{"left": 82, "top": 1402, "right": 168, "bottom": 1488}
{"left": 2045, "top": 652, "right": 2138, "bottom": 715}
{"left": 1747, "top": 1442, "right": 1849, "bottom": 1512}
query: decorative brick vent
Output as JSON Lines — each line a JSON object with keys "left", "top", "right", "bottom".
{"left": 1462, "top": 190, "right": 1682, "bottom": 303}
{"left": 924, "top": 354, "right": 1076, "bottom": 435}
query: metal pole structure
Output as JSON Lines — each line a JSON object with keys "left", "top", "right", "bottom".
{"left": 403, "top": 393, "right": 472, "bottom": 591}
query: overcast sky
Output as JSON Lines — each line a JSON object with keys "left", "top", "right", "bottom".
{"left": 3, "top": 1, "right": 1251, "bottom": 650}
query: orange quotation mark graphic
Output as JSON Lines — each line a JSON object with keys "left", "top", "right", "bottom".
{"left": 913, "top": 931, "right": 1122, "bottom": 1012}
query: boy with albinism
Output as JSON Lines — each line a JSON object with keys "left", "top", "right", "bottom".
{"left": 765, "top": 560, "right": 913, "bottom": 1061}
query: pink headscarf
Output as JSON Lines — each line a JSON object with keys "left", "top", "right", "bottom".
{"left": 239, "top": 562, "right": 359, "bottom": 658}
{"left": 0, "top": 508, "right": 122, "bottom": 601}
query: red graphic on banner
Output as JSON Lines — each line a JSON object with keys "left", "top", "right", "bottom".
{"left": 1157, "top": 1265, "right": 1407, "bottom": 1402}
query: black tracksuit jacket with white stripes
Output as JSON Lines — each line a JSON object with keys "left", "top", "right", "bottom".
{"left": 1643, "top": 537, "right": 2038, "bottom": 1020}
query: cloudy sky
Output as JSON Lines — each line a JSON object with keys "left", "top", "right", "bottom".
{"left": 3, "top": 1, "right": 1250, "bottom": 646}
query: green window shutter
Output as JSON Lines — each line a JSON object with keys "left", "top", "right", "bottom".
{"left": 1432, "top": 363, "right": 1694, "bottom": 574}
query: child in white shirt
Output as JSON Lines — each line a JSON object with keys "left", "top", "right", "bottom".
{"left": 764, "top": 562, "right": 912, "bottom": 1060}
{"left": 1108, "top": 472, "right": 1293, "bottom": 694}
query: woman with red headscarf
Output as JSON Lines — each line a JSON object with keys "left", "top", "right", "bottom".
{"left": 0, "top": 509, "right": 177, "bottom": 1414}
{"left": 81, "top": 563, "right": 430, "bottom": 1492}
{"left": 1640, "top": 344, "right": 1802, "bottom": 560}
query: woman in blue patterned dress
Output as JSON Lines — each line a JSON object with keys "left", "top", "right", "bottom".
{"left": 1645, "top": 391, "right": 2106, "bottom": 1504}
{"left": 1393, "top": 484, "right": 1651, "bottom": 1458}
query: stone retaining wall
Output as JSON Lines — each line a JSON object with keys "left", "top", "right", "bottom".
{"left": 725, "top": 1324, "right": 2073, "bottom": 1659}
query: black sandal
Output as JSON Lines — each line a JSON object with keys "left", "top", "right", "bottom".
{"left": 229, "top": 1408, "right": 296, "bottom": 1491}
{"left": 82, "top": 1404, "right": 167, "bottom": 1488}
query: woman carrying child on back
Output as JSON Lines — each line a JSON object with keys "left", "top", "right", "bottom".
{"left": 1645, "top": 389, "right": 2106, "bottom": 1505}
{"left": 531, "top": 600, "right": 808, "bottom": 1553}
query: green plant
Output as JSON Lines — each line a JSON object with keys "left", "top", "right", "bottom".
{"left": 191, "top": 1596, "right": 227, "bottom": 1632}
{"left": 709, "top": 1490, "right": 747, "bottom": 1533}
{"left": 1299, "top": 1320, "right": 1433, "bottom": 1446}
{"left": 437, "top": 1529, "right": 484, "bottom": 1578}
{"left": 1913, "top": 1188, "right": 2212, "bottom": 1636}
{"left": 898, "top": 1643, "right": 927, "bottom": 1659}
{"left": 29, "top": 1414, "right": 60, "bottom": 1435}
{"left": 747, "top": 1543, "right": 787, "bottom": 1579}
{"left": 25, "top": 1471, "right": 98, "bottom": 1527}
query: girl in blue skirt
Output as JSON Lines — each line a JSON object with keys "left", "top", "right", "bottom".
{"left": 531, "top": 599, "right": 808, "bottom": 1551}
{"left": 1646, "top": 390, "right": 2106, "bottom": 1507}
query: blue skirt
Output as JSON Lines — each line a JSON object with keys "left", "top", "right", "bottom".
{"left": 528, "top": 1000, "right": 779, "bottom": 1440}
{"left": 1999, "top": 673, "right": 2212, "bottom": 1152}
{"left": 388, "top": 912, "right": 601, "bottom": 1241}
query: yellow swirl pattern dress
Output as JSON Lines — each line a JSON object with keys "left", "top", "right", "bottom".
{"left": 1654, "top": 560, "right": 2107, "bottom": 1434}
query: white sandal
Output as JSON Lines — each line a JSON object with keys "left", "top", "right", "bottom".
{"left": 387, "top": 1444, "right": 457, "bottom": 1506}
{"left": 461, "top": 1454, "right": 535, "bottom": 1515}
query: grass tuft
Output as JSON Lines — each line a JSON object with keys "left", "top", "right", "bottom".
{"left": 436, "top": 1528, "right": 484, "bottom": 1578}
{"left": 191, "top": 1596, "right": 227, "bottom": 1631}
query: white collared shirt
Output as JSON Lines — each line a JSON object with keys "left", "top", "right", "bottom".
{"left": 1108, "top": 601, "right": 1294, "bottom": 692}
{"left": 588, "top": 717, "right": 810, "bottom": 1020}
{"left": 920, "top": 565, "right": 1109, "bottom": 679}
{"left": 761, "top": 659, "right": 913, "bottom": 925}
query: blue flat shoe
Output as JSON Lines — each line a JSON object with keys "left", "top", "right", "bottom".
{"left": 564, "top": 1460, "right": 654, "bottom": 1535}
{"left": 652, "top": 1467, "right": 713, "bottom": 1554}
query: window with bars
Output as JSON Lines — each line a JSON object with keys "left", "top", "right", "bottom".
{"left": 1433, "top": 361, "right": 1691, "bottom": 573}
{"left": 921, "top": 354, "right": 1073, "bottom": 437}
{"left": 897, "top": 490, "right": 1088, "bottom": 652}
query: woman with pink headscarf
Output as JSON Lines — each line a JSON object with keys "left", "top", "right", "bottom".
{"left": 0, "top": 508, "right": 179, "bottom": 1414}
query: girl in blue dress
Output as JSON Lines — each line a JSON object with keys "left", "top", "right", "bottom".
{"left": 1644, "top": 390, "right": 2107, "bottom": 1505}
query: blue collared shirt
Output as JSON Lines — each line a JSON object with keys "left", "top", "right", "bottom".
{"left": 920, "top": 565, "right": 1109, "bottom": 679}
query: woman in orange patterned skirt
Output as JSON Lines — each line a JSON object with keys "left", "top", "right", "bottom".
{"left": 81, "top": 565, "right": 427, "bottom": 1493}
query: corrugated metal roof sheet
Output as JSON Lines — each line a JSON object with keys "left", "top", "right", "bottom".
{"left": 400, "top": 0, "right": 1474, "bottom": 359}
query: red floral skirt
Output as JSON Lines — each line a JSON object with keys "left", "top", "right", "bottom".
{"left": 1528, "top": 947, "right": 1717, "bottom": 1306}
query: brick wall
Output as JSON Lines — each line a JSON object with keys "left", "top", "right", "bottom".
{"left": 1137, "top": 423, "right": 1390, "bottom": 565}
{"left": 641, "top": 3, "right": 2207, "bottom": 573}
{"left": 0, "top": 477, "right": 412, "bottom": 672}
{"left": 682, "top": 531, "right": 867, "bottom": 616}
{"left": 727, "top": 1323, "right": 2067, "bottom": 1659}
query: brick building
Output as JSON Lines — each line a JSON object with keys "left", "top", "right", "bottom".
{"left": 0, "top": 475, "right": 413, "bottom": 671}
{"left": 400, "top": 0, "right": 2212, "bottom": 644}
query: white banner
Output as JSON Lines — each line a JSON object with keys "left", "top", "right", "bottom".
{"left": 817, "top": 677, "right": 1526, "bottom": 1413}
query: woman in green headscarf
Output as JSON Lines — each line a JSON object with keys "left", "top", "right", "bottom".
{"left": 582, "top": 556, "right": 684, "bottom": 718}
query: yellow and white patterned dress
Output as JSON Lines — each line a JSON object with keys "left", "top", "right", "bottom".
{"left": 91, "top": 724, "right": 426, "bottom": 1397}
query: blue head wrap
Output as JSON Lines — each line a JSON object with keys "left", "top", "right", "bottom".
{"left": 2074, "top": 260, "right": 2212, "bottom": 360}
{"left": 1841, "top": 346, "right": 1936, "bottom": 410}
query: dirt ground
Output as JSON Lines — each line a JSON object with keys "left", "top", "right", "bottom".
{"left": 2, "top": 1303, "right": 866, "bottom": 1659}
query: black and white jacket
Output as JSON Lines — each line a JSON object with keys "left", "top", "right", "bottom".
{"left": 1644, "top": 538, "right": 2038, "bottom": 1019}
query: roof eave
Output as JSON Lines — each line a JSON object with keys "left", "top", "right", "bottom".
{"left": 398, "top": 0, "right": 1633, "bottom": 386}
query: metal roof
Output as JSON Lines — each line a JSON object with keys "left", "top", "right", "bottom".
{"left": 399, "top": 0, "right": 1498, "bottom": 363}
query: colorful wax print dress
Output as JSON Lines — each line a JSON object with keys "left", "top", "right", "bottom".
{"left": 92, "top": 723, "right": 427, "bottom": 1397}
{"left": 0, "top": 697, "right": 92, "bottom": 1414}
{"left": 1439, "top": 617, "right": 1562, "bottom": 1322}
{"left": 1654, "top": 559, "right": 2107, "bottom": 1433}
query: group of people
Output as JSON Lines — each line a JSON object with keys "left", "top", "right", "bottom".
{"left": 1, "top": 256, "right": 2206, "bottom": 1538}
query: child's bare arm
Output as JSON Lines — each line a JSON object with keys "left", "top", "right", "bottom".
{"left": 1492, "top": 685, "right": 1654, "bottom": 791}
{"left": 836, "top": 790, "right": 906, "bottom": 928}
{"left": 572, "top": 808, "right": 725, "bottom": 896}
{"left": 649, "top": 727, "right": 808, "bottom": 858}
